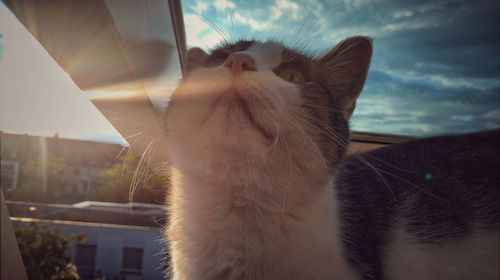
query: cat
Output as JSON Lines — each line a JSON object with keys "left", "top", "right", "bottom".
{"left": 163, "top": 37, "right": 499, "bottom": 279}
{"left": 336, "top": 129, "right": 500, "bottom": 279}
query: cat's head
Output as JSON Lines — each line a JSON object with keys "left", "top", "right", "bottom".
{"left": 165, "top": 37, "right": 372, "bottom": 186}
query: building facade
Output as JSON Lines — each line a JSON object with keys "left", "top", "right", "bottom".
{"left": 1, "top": 132, "right": 126, "bottom": 200}
{"left": 9, "top": 200, "right": 168, "bottom": 280}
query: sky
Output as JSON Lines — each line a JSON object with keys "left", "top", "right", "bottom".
{"left": 0, "top": 4, "right": 127, "bottom": 144}
{"left": 0, "top": 1, "right": 498, "bottom": 143}
{"left": 181, "top": 0, "right": 500, "bottom": 136}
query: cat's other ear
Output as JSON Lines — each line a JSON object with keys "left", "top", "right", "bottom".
{"left": 319, "top": 36, "right": 373, "bottom": 119}
{"left": 186, "top": 47, "right": 208, "bottom": 70}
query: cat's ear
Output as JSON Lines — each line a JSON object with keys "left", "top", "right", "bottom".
{"left": 186, "top": 47, "right": 208, "bottom": 70}
{"left": 318, "top": 36, "right": 373, "bottom": 119}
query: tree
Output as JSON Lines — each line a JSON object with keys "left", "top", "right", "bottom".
{"left": 22, "top": 156, "right": 80, "bottom": 195}
{"left": 94, "top": 152, "right": 168, "bottom": 204}
{"left": 7, "top": 156, "right": 80, "bottom": 203}
{"left": 15, "top": 223, "right": 85, "bottom": 280}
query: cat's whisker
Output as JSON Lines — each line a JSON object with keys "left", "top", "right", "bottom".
{"left": 288, "top": 116, "right": 330, "bottom": 176}
{"left": 129, "top": 140, "right": 155, "bottom": 203}
{"left": 366, "top": 160, "right": 444, "bottom": 201}
{"left": 195, "top": 13, "right": 230, "bottom": 47}
{"left": 301, "top": 111, "right": 437, "bottom": 200}
{"left": 295, "top": 111, "right": 402, "bottom": 200}
{"left": 301, "top": 102, "right": 345, "bottom": 114}
{"left": 280, "top": 133, "right": 293, "bottom": 220}
{"left": 296, "top": 29, "right": 325, "bottom": 51}
{"left": 360, "top": 153, "right": 412, "bottom": 173}
{"left": 119, "top": 137, "right": 136, "bottom": 184}
{"left": 302, "top": 103, "right": 381, "bottom": 120}
{"left": 183, "top": 7, "right": 228, "bottom": 46}
{"left": 292, "top": 109, "right": 350, "bottom": 149}
{"left": 288, "top": 14, "right": 329, "bottom": 54}
{"left": 290, "top": 109, "right": 402, "bottom": 201}
{"left": 223, "top": 3, "right": 234, "bottom": 43}
{"left": 301, "top": 108, "right": 411, "bottom": 173}
{"left": 293, "top": 110, "right": 342, "bottom": 148}
{"left": 226, "top": 114, "right": 281, "bottom": 167}
{"left": 288, "top": 22, "right": 301, "bottom": 49}
{"left": 301, "top": 112, "right": 350, "bottom": 149}
{"left": 254, "top": 116, "right": 282, "bottom": 163}
{"left": 300, "top": 105, "right": 413, "bottom": 174}
{"left": 351, "top": 154, "right": 398, "bottom": 201}
{"left": 229, "top": 8, "right": 235, "bottom": 43}
{"left": 289, "top": 16, "right": 310, "bottom": 50}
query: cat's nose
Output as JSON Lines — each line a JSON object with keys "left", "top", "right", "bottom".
{"left": 224, "top": 53, "right": 256, "bottom": 74}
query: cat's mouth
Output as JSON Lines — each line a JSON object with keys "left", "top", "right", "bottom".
{"left": 211, "top": 88, "right": 274, "bottom": 140}
{"left": 212, "top": 88, "right": 244, "bottom": 111}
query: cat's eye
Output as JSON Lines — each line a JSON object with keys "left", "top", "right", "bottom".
{"left": 275, "top": 67, "right": 306, "bottom": 83}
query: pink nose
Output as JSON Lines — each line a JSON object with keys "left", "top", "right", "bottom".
{"left": 224, "top": 53, "right": 256, "bottom": 74}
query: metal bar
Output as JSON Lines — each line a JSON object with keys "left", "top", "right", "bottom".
{"left": 168, "top": 0, "right": 188, "bottom": 75}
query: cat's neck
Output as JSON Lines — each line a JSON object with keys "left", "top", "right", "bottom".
{"left": 167, "top": 168, "right": 355, "bottom": 279}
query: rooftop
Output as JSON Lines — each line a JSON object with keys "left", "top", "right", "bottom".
{"left": 7, "top": 200, "right": 167, "bottom": 228}
{"left": 1, "top": 132, "right": 127, "bottom": 167}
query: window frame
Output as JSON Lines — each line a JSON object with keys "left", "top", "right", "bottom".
{"left": 121, "top": 247, "right": 144, "bottom": 274}
{"left": 74, "top": 244, "right": 98, "bottom": 277}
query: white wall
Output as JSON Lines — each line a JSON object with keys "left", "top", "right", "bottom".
{"left": 12, "top": 219, "right": 167, "bottom": 280}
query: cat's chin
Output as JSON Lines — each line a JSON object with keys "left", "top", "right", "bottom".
{"left": 166, "top": 67, "right": 301, "bottom": 162}
{"left": 209, "top": 88, "right": 275, "bottom": 141}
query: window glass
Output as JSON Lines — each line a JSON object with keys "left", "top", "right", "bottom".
{"left": 75, "top": 244, "right": 97, "bottom": 277}
{"left": 181, "top": 0, "right": 500, "bottom": 137}
{"left": 122, "top": 247, "right": 144, "bottom": 271}
{"left": 1, "top": 2, "right": 171, "bottom": 280}
{"left": 0, "top": 3, "right": 126, "bottom": 144}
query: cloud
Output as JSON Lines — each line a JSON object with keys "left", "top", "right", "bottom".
{"left": 183, "top": 14, "right": 223, "bottom": 48}
{"left": 233, "top": 12, "right": 270, "bottom": 30}
{"left": 352, "top": 66, "right": 499, "bottom": 136}
{"left": 381, "top": 21, "right": 435, "bottom": 32}
{"left": 270, "top": 0, "right": 301, "bottom": 21}
{"left": 352, "top": 91, "right": 498, "bottom": 136}
{"left": 481, "top": 109, "right": 500, "bottom": 122}
{"left": 181, "top": 0, "right": 500, "bottom": 136}
{"left": 392, "top": 10, "right": 413, "bottom": 19}
{"left": 214, "top": 0, "right": 235, "bottom": 11}
{"left": 192, "top": 1, "right": 209, "bottom": 13}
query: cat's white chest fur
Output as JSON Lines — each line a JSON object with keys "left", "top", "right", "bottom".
{"left": 164, "top": 37, "right": 374, "bottom": 279}
{"left": 384, "top": 225, "right": 499, "bottom": 280}
{"left": 167, "top": 170, "right": 356, "bottom": 280}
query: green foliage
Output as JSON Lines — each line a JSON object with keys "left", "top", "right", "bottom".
{"left": 15, "top": 223, "right": 85, "bottom": 280}
{"left": 50, "top": 264, "right": 80, "bottom": 280}
{"left": 19, "top": 156, "right": 79, "bottom": 195}
{"left": 94, "top": 153, "right": 167, "bottom": 204}
{"left": 7, "top": 156, "right": 81, "bottom": 203}
{"left": 5, "top": 147, "right": 168, "bottom": 204}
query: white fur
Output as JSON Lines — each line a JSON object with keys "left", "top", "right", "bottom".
{"left": 384, "top": 225, "right": 500, "bottom": 280}
{"left": 246, "top": 41, "right": 284, "bottom": 69}
{"left": 165, "top": 40, "right": 499, "bottom": 279}
{"left": 167, "top": 172, "right": 355, "bottom": 279}
{"left": 164, "top": 41, "right": 356, "bottom": 279}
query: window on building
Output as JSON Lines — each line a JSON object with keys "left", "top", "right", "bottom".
{"left": 0, "top": 161, "right": 19, "bottom": 191}
{"left": 75, "top": 244, "right": 97, "bottom": 278}
{"left": 81, "top": 179, "right": 89, "bottom": 194}
{"left": 122, "top": 247, "right": 144, "bottom": 271}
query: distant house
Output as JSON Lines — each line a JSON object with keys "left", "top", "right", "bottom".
{"left": 0, "top": 132, "right": 127, "bottom": 199}
{"left": 9, "top": 200, "right": 168, "bottom": 280}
